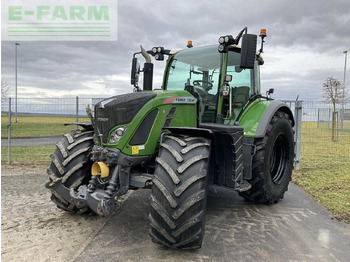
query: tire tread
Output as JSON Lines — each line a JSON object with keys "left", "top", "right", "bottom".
{"left": 149, "top": 134, "right": 210, "bottom": 249}
{"left": 47, "top": 129, "right": 94, "bottom": 213}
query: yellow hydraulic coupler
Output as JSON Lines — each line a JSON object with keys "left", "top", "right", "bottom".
{"left": 91, "top": 162, "right": 110, "bottom": 178}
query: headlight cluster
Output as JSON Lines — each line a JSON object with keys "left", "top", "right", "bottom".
{"left": 151, "top": 46, "right": 165, "bottom": 61}
{"left": 218, "top": 35, "right": 235, "bottom": 45}
{"left": 218, "top": 35, "right": 236, "bottom": 53}
{"left": 109, "top": 127, "right": 127, "bottom": 144}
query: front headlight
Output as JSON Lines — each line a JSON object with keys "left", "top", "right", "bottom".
{"left": 109, "top": 127, "right": 126, "bottom": 144}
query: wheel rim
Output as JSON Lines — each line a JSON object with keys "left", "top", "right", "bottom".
{"left": 270, "top": 134, "right": 288, "bottom": 184}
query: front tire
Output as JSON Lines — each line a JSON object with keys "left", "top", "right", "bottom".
{"left": 46, "top": 129, "right": 94, "bottom": 213}
{"left": 240, "top": 111, "right": 294, "bottom": 203}
{"left": 149, "top": 134, "right": 211, "bottom": 249}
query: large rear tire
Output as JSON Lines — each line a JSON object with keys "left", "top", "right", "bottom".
{"left": 239, "top": 111, "right": 294, "bottom": 203}
{"left": 149, "top": 134, "right": 210, "bottom": 249}
{"left": 47, "top": 129, "right": 94, "bottom": 213}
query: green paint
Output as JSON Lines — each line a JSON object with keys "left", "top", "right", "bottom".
{"left": 104, "top": 90, "right": 197, "bottom": 156}
{"left": 238, "top": 99, "right": 275, "bottom": 137}
{"left": 161, "top": 54, "right": 175, "bottom": 89}
{"left": 217, "top": 52, "right": 227, "bottom": 116}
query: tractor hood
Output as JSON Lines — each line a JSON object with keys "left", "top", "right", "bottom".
{"left": 95, "top": 92, "right": 156, "bottom": 143}
{"left": 94, "top": 90, "right": 197, "bottom": 145}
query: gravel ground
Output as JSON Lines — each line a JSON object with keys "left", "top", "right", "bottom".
{"left": 1, "top": 165, "right": 128, "bottom": 262}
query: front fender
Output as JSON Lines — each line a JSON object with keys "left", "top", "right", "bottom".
{"left": 64, "top": 122, "right": 93, "bottom": 130}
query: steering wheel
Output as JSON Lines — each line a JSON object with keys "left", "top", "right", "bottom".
{"left": 193, "top": 80, "right": 213, "bottom": 90}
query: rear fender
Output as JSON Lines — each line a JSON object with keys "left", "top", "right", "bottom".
{"left": 239, "top": 100, "right": 294, "bottom": 138}
{"left": 238, "top": 100, "right": 295, "bottom": 179}
{"left": 255, "top": 101, "right": 295, "bottom": 138}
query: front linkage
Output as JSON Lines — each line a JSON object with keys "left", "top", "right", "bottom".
{"left": 46, "top": 144, "right": 152, "bottom": 216}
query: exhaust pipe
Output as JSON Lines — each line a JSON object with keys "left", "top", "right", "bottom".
{"left": 140, "top": 45, "right": 153, "bottom": 91}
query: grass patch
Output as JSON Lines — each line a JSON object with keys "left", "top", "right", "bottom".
{"left": 1, "top": 145, "right": 55, "bottom": 164}
{"left": 293, "top": 121, "right": 350, "bottom": 223}
{"left": 1, "top": 116, "right": 90, "bottom": 137}
{"left": 293, "top": 168, "right": 350, "bottom": 223}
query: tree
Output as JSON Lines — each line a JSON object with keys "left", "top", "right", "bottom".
{"left": 322, "top": 77, "right": 345, "bottom": 112}
{"left": 322, "top": 77, "right": 345, "bottom": 141}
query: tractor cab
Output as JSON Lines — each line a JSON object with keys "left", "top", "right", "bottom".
{"left": 131, "top": 27, "right": 266, "bottom": 126}
{"left": 164, "top": 45, "right": 260, "bottom": 124}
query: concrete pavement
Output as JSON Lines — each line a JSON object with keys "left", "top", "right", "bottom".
{"left": 75, "top": 184, "right": 350, "bottom": 261}
{"left": 2, "top": 165, "right": 349, "bottom": 262}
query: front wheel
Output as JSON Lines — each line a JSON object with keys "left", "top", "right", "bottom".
{"left": 149, "top": 134, "right": 211, "bottom": 249}
{"left": 46, "top": 129, "right": 94, "bottom": 213}
{"left": 239, "top": 111, "right": 294, "bottom": 203}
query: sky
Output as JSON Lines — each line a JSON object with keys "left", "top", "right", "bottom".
{"left": 1, "top": 0, "right": 350, "bottom": 101}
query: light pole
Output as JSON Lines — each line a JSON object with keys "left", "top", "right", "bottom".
{"left": 15, "top": 42, "right": 20, "bottom": 123}
{"left": 342, "top": 51, "right": 347, "bottom": 129}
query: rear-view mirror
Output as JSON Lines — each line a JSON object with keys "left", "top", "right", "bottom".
{"left": 240, "top": 34, "right": 257, "bottom": 69}
{"left": 131, "top": 57, "right": 140, "bottom": 86}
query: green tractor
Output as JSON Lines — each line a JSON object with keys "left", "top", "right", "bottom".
{"left": 46, "top": 27, "right": 294, "bottom": 249}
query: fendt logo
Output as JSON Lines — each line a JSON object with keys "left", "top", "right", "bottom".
{"left": 1, "top": 0, "right": 117, "bottom": 41}
{"left": 163, "top": 97, "right": 198, "bottom": 104}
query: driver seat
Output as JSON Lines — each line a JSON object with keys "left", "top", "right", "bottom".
{"left": 232, "top": 86, "right": 250, "bottom": 118}
{"left": 232, "top": 86, "right": 250, "bottom": 108}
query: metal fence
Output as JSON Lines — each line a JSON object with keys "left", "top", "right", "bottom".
{"left": 1, "top": 97, "right": 106, "bottom": 165}
{"left": 1, "top": 97, "right": 349, "bottom": 171}
{"left": 297, "top": 101, "right": 350, "bottom": 170}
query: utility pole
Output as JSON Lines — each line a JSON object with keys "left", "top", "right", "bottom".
{"left": 342, "top": 51, "right": 347, "bottom": 129}
{"left": 15, "top": 42, "right": 20, "bottom": 123}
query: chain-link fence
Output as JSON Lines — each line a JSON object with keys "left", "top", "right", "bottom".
{"left": 1, "top": 97, "right": 349, "bottom": 171}
{"left": 297, "top": 101, "right": 350, "bottom": 170}
{"left": 1, "top": 97, "right": 106, "bottom": 165}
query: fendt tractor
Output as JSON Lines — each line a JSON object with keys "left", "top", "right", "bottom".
{"left": 46, "top": 27, "right": 295, "bottom": 249}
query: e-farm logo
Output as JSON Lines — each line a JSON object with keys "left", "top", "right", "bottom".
{"left": 1, "top": 0, "right": 117, "bottom": 41}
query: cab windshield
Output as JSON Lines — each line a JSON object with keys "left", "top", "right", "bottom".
{"left": 166, "top": 45, "right": 220, "bottom": 96}
{"left": 166, "top": 45, "right": 253, "bottom": 94}
{"left": 165, "top": 45, "right": 254, "bottom": 122}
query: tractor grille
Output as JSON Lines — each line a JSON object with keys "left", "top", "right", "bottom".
{"left": 94, "top": 92, "right": 156, "bottom": 143}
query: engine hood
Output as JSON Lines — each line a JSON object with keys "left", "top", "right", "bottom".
{"left": 94, "top": 90, "right": 196, "bottom": 143}
{"left": 94, "top": 92, "right": 156, "bottom": 143}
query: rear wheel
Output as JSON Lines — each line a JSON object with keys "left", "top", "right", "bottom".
{"left": 239, "top": 112, "right": 294, "bottom": 203}
{"left": 46, "top": 129, "right": 94, "bottom": 213}
{"left": 149, "top": 134, "right": 211, "bottom": 249}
